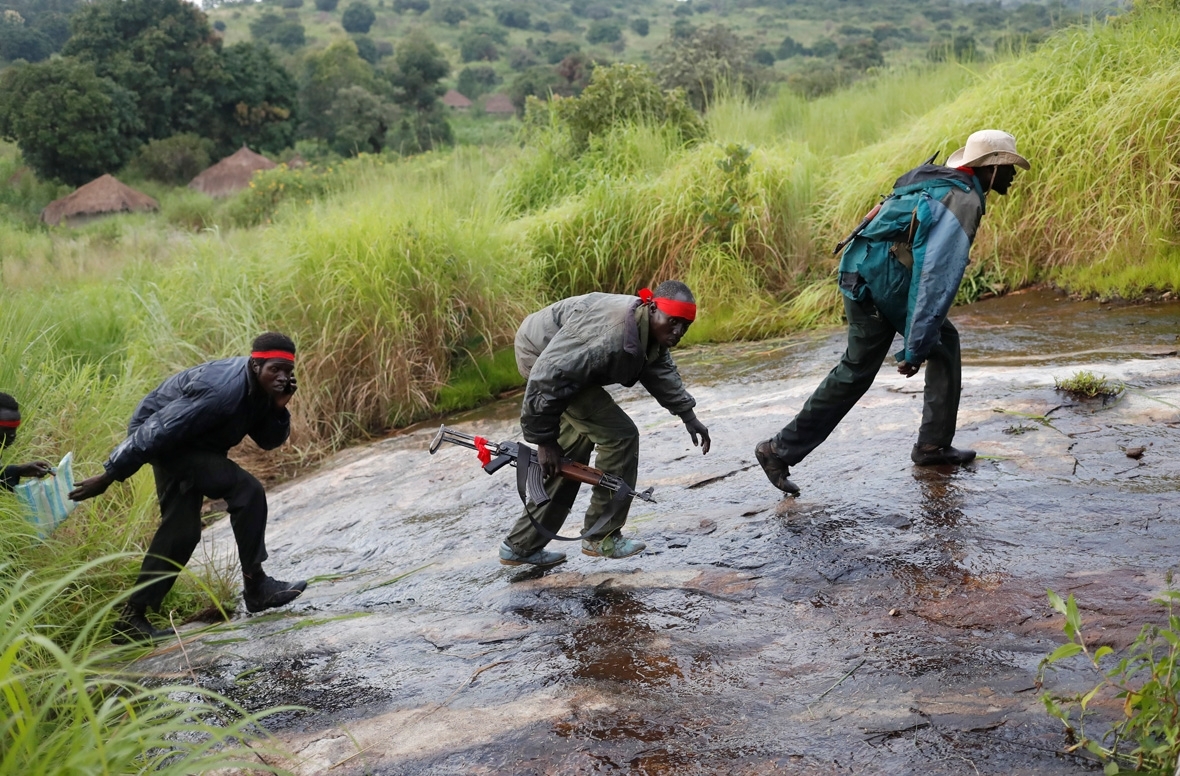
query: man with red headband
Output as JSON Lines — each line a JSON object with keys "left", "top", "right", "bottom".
{"left": 500, "top": 280, "right": 711, "bottom": 566}
{"left": 70, "top": 332, "right": 307, "bottom": 644}
{"left": 0, "top": 392, "right": 53, "bottom": 491}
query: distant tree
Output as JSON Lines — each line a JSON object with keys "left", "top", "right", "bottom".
{"left": 776, "top": 35, "right": 802, "bottom": 59}
{"left": 586, "top": 20, "right": 621, "bottom": 45}
{"left": 433, "top": 1, "right": 466, "bottom": 25}
{"left": 0, "top": 58, "right": 142, "bottom": 185}
{"left": 458, "top": 26, "right": 506, "bottom": 62}
{"left": 495, "top": 4, "right": 530, "bottom": 29}
{"left": 838, "top": 38, "right": 883, "bottom": 71}
{"left": 213, "top": 19, "right": 227, "bottom": 32}
{"left": 534, "top": 38, "right": 581, "bottom": 65}
{"left": 927, "top": 35, "right": 977, "bottom": 62}
{"left": 809, "top": 36, "right": 838, "bottom": 57}
{"left": 280, "top": 0, "right": 304, "bottom": 8}
{"left": 554, "top": 51, "right": 593, "bottom": 95}
{"left": 0, "top": 20, "right": 51, "bottom": 62}
{"left": 301, "top": 38, "right": 377, "bottom": 137}
{"left": 671, "top": 19, "right": 696, "bottom": 40}
{"left": 64, "top": 0, "right": 223, "bottom": 142}
{"left": 630, "top": 17, "right": 649, "bottom": 37}
{"left": 31, "top": 11, "right": 72, "bottom": 51}
{"left": 673, "top": 3, "right": 693, "bottom": 17}
{"left": 212, "top": 41, "right": 299, "bottom": 155}
{"left": 250, "top": 11, "right": 285, "bottom": 40}
{"left": 655, "top": 25, "right": 764, "bottom": 111}
{"left": 508, "top": 47, "right": 538, "bottom": 71}
{"left": 456, "top": 64, "right": 500, "bottom": 100}
{"left": 271, "top": 20, "right": 306, "bottom": 48}
{"left": 786, "top": 60, "right": 849, "bottom": 98}
{"left": 508, "top": 65, "right": 564, "bottom": 111}
{"left": 315, "top": 0, "right": 339, "bottom": 10}
{"left": 392, "top": 0, "right": 430, "bottom": 13}
{"left": 534, "top": 20, "right": 550, "bottom": 33}
{"left": 353, "top": 34, "right": 379, "bottom": 63}
{"left": 752, "top": 47, "right": 775, "bottom": 66}
{"left": 386, "top": 34, "right": 452, "bottom": 153}
{"left": 341, "top": 1, "right": 376, "bottom": 33}
{"left": 329, "top": 84, "right": 393, "bottom": 154}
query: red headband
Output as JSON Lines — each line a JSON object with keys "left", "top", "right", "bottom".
{"left": 250, "top": 350, "right": 296, "bottom": 363}
{"left": 638, "top": 288, "right": 696, "bottom": 322}
{"left": 0, "top": 419, "right": 20, "bottom": 429}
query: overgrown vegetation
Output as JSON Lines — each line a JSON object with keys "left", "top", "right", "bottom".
{"left": 1039, "top": 588, "right": 1180, "bottom": 774}
{"left": 1055, "top": 370, "right": 1125, "bottom": 399}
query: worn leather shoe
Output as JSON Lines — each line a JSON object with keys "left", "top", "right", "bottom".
{"left": 111, "top": 608, "right": 171, "bottom": 645}
{"left": 581, "top": 533, "right": 646, "bottom": 559}
{"left": 499, "top": 542, "right": 566, "bottom": 567}
{"left": 243, "top": 574, "right": 308, "bottom": 613}
{"left": 755, "top": 440, "right": 800, "bottom": 495}
{"left": 911, "top": 444, "right": 976, "bottom": 466}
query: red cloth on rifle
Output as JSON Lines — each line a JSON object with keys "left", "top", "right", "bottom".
{"left": 473, "top": 436, "right": 492, "bottom": 466}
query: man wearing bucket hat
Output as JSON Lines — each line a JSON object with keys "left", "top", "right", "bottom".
{"left": 755, "top": 130, "right": 1030, "bottom": 495}
{"left": 499, "top": 280, "right": 711, "bottom": 566}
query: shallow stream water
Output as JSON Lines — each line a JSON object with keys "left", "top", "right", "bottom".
{"left": 141, "top": 290, "right": 1180, "bottom": 775}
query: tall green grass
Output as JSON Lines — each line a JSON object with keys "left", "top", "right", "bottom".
{"left": 1, "top": 558, "right": 291, "bottom": 775}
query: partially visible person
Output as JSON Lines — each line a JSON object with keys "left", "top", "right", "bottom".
{"left": 501, "top": 280, "right": 711, "bottom": 567}
{"left": 0, "top": 392, "right": 52, "bottom": 492}
{"left": 755, "top": 130, "right": 1030, "bottom": 495}
{"left": 69, "top": 333, "right": 308, "bottom": 644}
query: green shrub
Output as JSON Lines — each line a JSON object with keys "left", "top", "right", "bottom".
{"left": 1054, "top": 370, "right": 1125, "bottom": 399}
{"left": 1039, "top": 589, "right": 1180, "bottom": 774}
{"left": 126, "top": 134, "right": 213, "bottom": 187}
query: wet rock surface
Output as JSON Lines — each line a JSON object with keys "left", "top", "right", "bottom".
{"left": 140, "top": 291, "right": 1180, "bottom": 774}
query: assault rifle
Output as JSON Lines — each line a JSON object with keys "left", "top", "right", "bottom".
{"left": 831, "top": 150, "right": 940, "bottom": 256}
{"left": 429, "top": 425, "right": 656, "bottom": 541}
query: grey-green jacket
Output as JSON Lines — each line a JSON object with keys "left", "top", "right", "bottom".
{"left": 515, "top": 292, "right": 697, "bottom": 443}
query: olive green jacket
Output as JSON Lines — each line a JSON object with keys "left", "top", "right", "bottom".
{"left": 515, "top": 292, "right": 697, "bottom": 444}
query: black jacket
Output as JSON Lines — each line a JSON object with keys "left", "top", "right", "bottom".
{"left": 103, "top": 357, "right": 290, "bottom": 481}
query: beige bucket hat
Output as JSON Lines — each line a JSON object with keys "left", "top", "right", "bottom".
{"left": 947, "top": 129, "right": 1030, "bottom": 170}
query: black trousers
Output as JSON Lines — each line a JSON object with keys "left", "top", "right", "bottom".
{"left": 129, "top": 451, "right": 269, "bottom": 612}
{"left": 770, "top": 295, "right": 962, "bottom": 466}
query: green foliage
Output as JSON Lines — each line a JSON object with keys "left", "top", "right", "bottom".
{"left": 459, "top": 25, "right": 506, "bottom": 62}
{"left": 927, "top": 35, "right": 979, "bottom": 63}
{"left": 494, "top": 3, "right": 530, "bottom": 29}
{"left": 586, "top": 19, "right": 622, "bottom": 45}
{"left": 212, "top": 42, "right": 300, "bottom": 156}
{"left": 0, "top": 558, "right": 291, "bottom": 775}
{"left": 252, "top": 12, "right": 306, "bottom": 49}
{"left": 0, "top": 59, "right": 142, "bottom": 185}
{"left": 390, "top": 34, "right": 450, "bottom": 110}
{"left": 352, "top": 34, "right": 380, "bottom": 64}
{"left": 433, "top": 0, "right": 466, "bottom": 25}
{"left": 457, "top": 65, "right": 501, "bottom": 100}
{"left": 434, "top": 348, "right": 524, "bottom": 413}
{"left": 0, "top": 16, "right": 51, "bottom": 62}
{"left": 299, "top": 38, "right": 378, "bottom": 139}
{"left": 655, "top": 24, "right": 767, "bottom": 111}
{"left": 550, "top": 63, "right": 706, "bottom": 149}
{"left": 126, "top": 133, "right": 214, "bottom": 186}
{"left": 392, "top": 0, "right": 430, "bottom": 12}
{"left": 1054, "top": 371, "right": 1125, "bottom": 399}
{"left": 341, "top": 0, "right": 376, "bottom": 33}
{"left": 314, "top": 0, "right": 339, "bottom": 10}
{"left": 329, "top": 85, "right": 394, "bottom": 155}
{"left": 1039, "top": 589, "right": 1180, "bottom": 774}
{"left": 839, "top": 38, "right": 884, "bottom": 71}
{"left": 630, "top": 17, "right": 650, "bottom": 37}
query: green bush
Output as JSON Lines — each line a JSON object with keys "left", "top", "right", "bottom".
{"left": 126, "top": 133, "right": 213, "bottom": 187}
{"left": 1039, "top": 589, "right": 1180, "bottom": 774}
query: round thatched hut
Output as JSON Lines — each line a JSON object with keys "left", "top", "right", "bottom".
{"left": 483, "top": 93, "right": 517, "bottom": 116}
{"left": 442, "top": 89, "right": 473, "bottom": 110}
{"left": 188, "top": 145, "right": 276, "bottom": 198}
{"left": 40, "top": 175, "right": 159, "bottom": 227}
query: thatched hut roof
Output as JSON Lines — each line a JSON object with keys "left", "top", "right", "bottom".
{"left": 483, "top": 93, "right": 516, "bottom": 115}
{"left": 188, "top": 145, "right": 276, "bottom": 198}
{"left": 40, "top": 175, "right": 159, "bottom": 227}
{"left": 442, "top": 89, "right": 472, "bottom": 109}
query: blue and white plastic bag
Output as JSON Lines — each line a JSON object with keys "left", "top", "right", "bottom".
{"left": 14, "top": 452, "right": 77, "bottom": 538}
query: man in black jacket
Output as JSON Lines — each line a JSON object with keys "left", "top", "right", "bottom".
{"left": 0, "top": 392, "right": 52, "bottom": 491}
{"left": 70, "top": 333, "right": 308, "bottom": 644}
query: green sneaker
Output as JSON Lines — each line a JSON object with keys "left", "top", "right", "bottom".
{"left": 581, "top": 533, "right": 646, "bottom": 559}
{"left": 499, "top": 542, "right": 566, "bottom": 567}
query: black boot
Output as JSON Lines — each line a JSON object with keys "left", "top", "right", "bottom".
{"left": 911, "top": 444, "right": 976, "bottom": 466}
{"left": 755, "top": 440, "right": 800, "bottom": 495}
{"left": 243, "top": 568, "right": 307, "bottom": 613}
{"left": 111, "top": 604, "right": 171, "bottom": 645}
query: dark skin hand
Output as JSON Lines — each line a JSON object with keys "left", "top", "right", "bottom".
{"left": 70, "top": 357, "right": 297, "bottom": 502}
{"left": 897, "top": 361, "right": 921, "bottom": 378}
{"left": 14, "top": 461, "right": 53, "bottom": 478}
{"left": 648, "top": 300, "right": 711, "bottom": 454}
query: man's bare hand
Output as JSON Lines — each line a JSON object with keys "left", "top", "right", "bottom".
{"left": 69, "top": 472, "right": 114, "bottom": 502}
{"left": 897, "top": 361, "right": 921, "bottom": 378}
{"left": 15, "top": 461, "right": 52, "bottom": 478}
{"left": 536, "top": 441, "right": 564, "bottom": 479}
